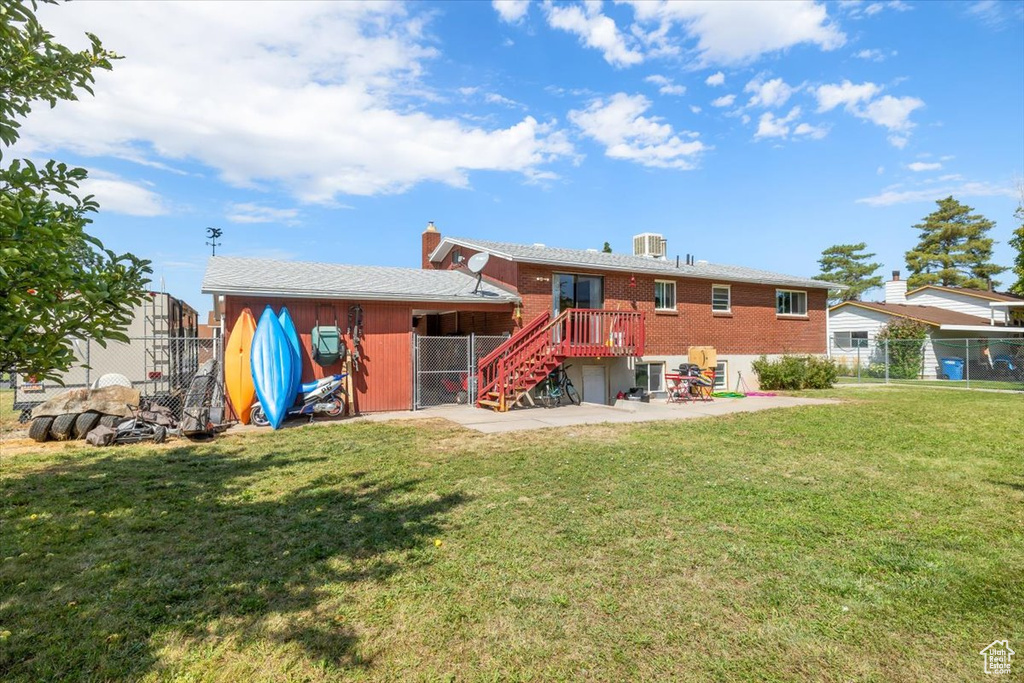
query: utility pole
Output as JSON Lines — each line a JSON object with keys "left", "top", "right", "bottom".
{"left": 206, "top": 227, "right": 223, "bottom": 256}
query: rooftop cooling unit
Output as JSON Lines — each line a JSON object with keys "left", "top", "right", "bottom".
{"left": 633, "top": 232, "right": 667, "bottom": 259}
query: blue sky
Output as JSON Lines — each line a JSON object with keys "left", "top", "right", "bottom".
{"left": 19, "top": 0, "right": 1024, "bottom": 315}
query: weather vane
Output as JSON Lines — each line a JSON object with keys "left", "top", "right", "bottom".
{"left": 206, "top": 227, "right": 223, "bottom": 256}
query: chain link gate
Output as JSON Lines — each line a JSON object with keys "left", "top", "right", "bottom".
{"left": 413, "top": 334, "right": 509, "bottom": 409}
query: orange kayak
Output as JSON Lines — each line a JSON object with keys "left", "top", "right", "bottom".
{"left": 224, "top": 308, "right": 257, "bottom": 424}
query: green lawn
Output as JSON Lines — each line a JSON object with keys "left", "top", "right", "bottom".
{"left": 1, "top": 387, "right": 1021, "bottom": 681}
{"left": 839, "top": 376, "right": 1024, "bottom": 391}
{"left": 0, "top": 389, "right": 21, "bottom": 434}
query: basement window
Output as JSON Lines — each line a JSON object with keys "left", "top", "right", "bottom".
{"left": 635, "top": 362, "right": 665, "bottom": 393}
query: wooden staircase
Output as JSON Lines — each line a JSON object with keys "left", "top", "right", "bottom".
{"left": 476, "top": 308, "right": 645, "bottom": 412}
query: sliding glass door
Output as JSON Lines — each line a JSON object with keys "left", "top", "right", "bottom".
{"left": 553, "top": 273, "right": 603, "bottom": 313}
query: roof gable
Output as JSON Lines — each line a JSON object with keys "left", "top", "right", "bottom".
{"left": 905, "top": 284, "right": 1024, "bottom": 303}
{"left": 431, "top": 236, "right": 840, "bottom": 290}
{"left": 828, "top": 300, "right": 1002, "bottom": 327}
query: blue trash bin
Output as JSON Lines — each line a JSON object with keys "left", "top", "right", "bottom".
{"left": 940, "top": 357, "right": 964, "bottom": 381}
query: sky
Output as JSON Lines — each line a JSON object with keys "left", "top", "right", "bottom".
{"left": 16, "top": 0, "right": 1024, "bottom": 316}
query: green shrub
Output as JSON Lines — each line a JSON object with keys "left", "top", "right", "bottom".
{"left": 876, "top": 319, "right": 928, "bottom": 379}
{"left": 751, "top": 355, "right": 839, "bottom": 390}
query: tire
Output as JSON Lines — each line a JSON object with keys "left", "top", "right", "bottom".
{"left": 325, "top": 397, "right": 344, "bottom": 417}
{"left": 50, "top": 413, "right": 78, "bottom": 441}
{"left": 565, "top": 382, "right": 581, "bottom": 406}
{"left": 100, "top": 414, "right": 122, "bottom": 429}
{"left": 250, "top": 404, "right": 269, "bottom": 427}
{"left": 152, "top": 426, "right": 167, "bottom": 444}
{"left": 73, "top": 412, "right": 101, "bottom": 440}
{"left": 29, "top": 417, "right": 53, "bottom": 442}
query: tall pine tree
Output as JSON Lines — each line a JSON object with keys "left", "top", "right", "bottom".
{"left": 1009, "top": 201, "right": 1024, "bottom": 296}
{"left": 812, "top": 242, "right": 883, "bottom": 304}
{"left": 905, "top": 196, "right": 1004, "bottom": 290}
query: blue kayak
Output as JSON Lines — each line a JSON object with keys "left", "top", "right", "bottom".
{"left": 278, "top": 306, "right": 303, "bottom": 404}
{"left": 250, "top": 306, "right": 296, "bottom": 430}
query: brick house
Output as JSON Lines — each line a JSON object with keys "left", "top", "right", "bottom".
{"left": 203, "top": 223, "right": 836, "bottom": 413}
{"left": 422, "top": 224, "right": 833, "bottom": 401}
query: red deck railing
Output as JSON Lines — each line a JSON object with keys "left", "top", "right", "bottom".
{"left": 477, "top": 309, "right": 645, "bottom": 409}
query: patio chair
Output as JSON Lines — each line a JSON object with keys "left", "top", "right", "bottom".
{"left": 691, "top": 368, "right": 715, "bottom": 402}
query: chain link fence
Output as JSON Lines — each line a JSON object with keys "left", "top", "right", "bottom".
{"left": 12, "top": 336, "right": 223, "bottom": 422}
{"left": 413, "top": 334, "right": 508, "bottom": 409}
{"left": 830, "top": 336, "right": 1024, "bottom": 391}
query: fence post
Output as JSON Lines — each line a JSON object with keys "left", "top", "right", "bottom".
{"left": 965, "top": 339, "right": 970, "bottom": 388}
{"left": 884, "top": 339, "right": 889, "bottom": 384}
{"left": 468, "top": 333, "right": 476, "bottom": 405}
{"left": 412, "top": 333, "right": 419, "bottom": 410}
{"left": 857, "top": 345, "right": 861, "bottom": 382}
{"left": 85, "top": 339, "right": 91, "bottom": 389}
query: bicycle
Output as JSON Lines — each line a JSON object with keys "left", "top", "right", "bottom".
{"left": 535, "top": 365, "right": 581, "bottom": 408}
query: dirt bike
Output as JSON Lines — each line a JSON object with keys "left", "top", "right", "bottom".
{"left": 250, "top": 374, "right": 347, "bottom": 427}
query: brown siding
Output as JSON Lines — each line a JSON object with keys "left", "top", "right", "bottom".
{"left": 224, "top": 296, "right": 412, "bottom": 413}
{"left": 514, "top": 264, "right": 828, "bottom": 355}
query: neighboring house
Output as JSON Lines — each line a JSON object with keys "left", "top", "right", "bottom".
{"left": 202, "top": 223, "right": 837, "bottom": 412}
{"left": 828, "top": 272, "right": 1024, "bottom": 378}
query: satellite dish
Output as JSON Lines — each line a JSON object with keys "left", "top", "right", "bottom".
{"left": 467, "top": 252, "right": 490, "bottom": 274}
{"left": 467, "top": 252, "right": 490, "bottom": 293}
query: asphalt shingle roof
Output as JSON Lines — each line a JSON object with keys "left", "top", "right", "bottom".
{"left": 832, "top": 301, "right": 1011, "bottom": 327}
{"left": 202, "top": 257, "right": 519, "bottom": 304}
{"left": 432, "top": 236, "right": 841, "bottom": 289}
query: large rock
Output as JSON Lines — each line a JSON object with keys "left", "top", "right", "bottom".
{"left": 31, "top": 385, "right": 141, "bottom": 419}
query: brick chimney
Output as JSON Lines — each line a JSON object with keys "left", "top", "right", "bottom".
{"left": 884, "top": 270, "right": 907, "bottom": 304}
{"left": 422, "top": 221, "right": 441, "bottom": 270}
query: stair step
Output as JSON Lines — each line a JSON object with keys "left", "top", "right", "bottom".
{"left": 477, "top": 399, "right": 502, "bottom": 408}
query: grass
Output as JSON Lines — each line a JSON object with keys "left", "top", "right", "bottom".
{"left": 0, "top": 389, "right": 22, "bottom": 433}
{"left": 1, "top": 387, "right": 1022, "bottom": 681}
{"left": 838, "top": 376, "right": 1024, "bottom": 391}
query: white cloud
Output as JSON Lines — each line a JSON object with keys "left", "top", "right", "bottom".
{"left": 644, "top": 74, "right": 686, "bottom": 96}
{"left": 744, "top": 76, "right": 796, "bottom": 108}
{"left": 493, "top": 0, "right": 530, "bottom": 23}
{"left": 753, "top": 106, "right": 802, "bottom": 139}
{"left": 793, "top": 122, "right": 829, "bottom": 139}
{"left": 569, "top": 92, "right": 706, "bottom": 169}
{"left": 624, "top": 0, "right": 845, "bottom": 66}
{"left": 856, "top": 180, "right": 1015, "bottom": 206}
{"left": 705, "top": 71, "right": 725, "bottom": 86}
{"left": 544, "top": 2, "right": 643, "bottom": 67}
{"left": 79, "top": 170, "right": 168, "bottom": 216}
{"left": 815, "top": 80, "right": 882, "bottom": 112}
{"left": 225, "top": 202, "right": 301, "bottom": 224}
{"left": 815, "top": 80, "right": 923, "bottom": 146}
{"left": 840, "top": 0, "right": 912, "bottom": 19}
{"left": 711, "top": 94, "right": 736, "bottom": 107}
{"left": 690, "top": 105, "right": 702, "bottom": 114}
{"left": 860, "top": 94, "right": 924, "bottom": 131}
{"left": 907, "top": 161, "right": 941, "bottom": 172}
{"left": 966, "top": 0, "right": 1016, "bottom": 28}
{"left": 854, "top": 48, "right": 895, "bottom": 61}
{"left": 18, "top": 3, "right": 574, "bottom": 202}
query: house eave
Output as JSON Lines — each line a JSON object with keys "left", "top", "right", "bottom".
{"left": 202, "top": 285, "right": 520, "bottom": 305}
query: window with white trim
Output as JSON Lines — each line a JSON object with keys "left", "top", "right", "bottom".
{"left": 714, "top": 360, "right": 728, "bottom": 390}
{"left": 654, "top": 280, "right": 676, "bottom": 311}
{"left": 451, "top": 247, "right": 463, "bottom": 264}
{"left": 634, "top": 362, "right": 664, "bottom": 393}
{"left": 834, "top": 331, "right": 869, "bottom": 348}
{"left": 776, "top": 289, "right": 808, "bottom": 316}
{"left": 712, "top": 284, "right": 731, "bottom": 312}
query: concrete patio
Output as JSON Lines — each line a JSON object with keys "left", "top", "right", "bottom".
{"left": 361, "top": 395, "right": 839, "bottom": 433}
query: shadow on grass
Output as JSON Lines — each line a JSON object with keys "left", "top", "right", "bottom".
{"left": 0, "top": 442, "right": 466, "bottom": 681}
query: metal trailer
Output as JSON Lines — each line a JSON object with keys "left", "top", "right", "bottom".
{"left": 12, "top": 292, "right": 202, "bottom": 421}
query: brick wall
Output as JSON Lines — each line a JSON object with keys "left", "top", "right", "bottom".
{"left": 516, "top": 264, "right": 827, "bottom": 354}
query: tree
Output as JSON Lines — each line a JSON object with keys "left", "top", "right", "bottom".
{"left": 602, "top": 241, "right": 612, "bottom": 253}
{"left": 812, "top": 242, "right": 883, "bottom": 304}
{"left": 1009, "top": 199, "right": 1024, "bottom": 297}
{"left": 905, "top": 196, "right": 1004, "bottom": 290}
{"left": 0, "top": 0, "right": 151, "bottom": 382}
{"left": 876, "top": 318, "right": 929, "bottom": 380}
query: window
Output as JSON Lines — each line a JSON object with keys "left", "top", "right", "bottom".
{"left": 714, "top": 360, "right": 728, "bottom": 390}
{"left": 712, "top": 284, "right": 731, "bottom": 312}
{"left": 655, "top": 280, "right": 676, "bottom": 310}
{"left": 776, "top": 289, "right": 808, "bottom": 316}
{"left": 834, "top": 331, "right": 869, "bottom": 348}
{"left": 635, "top": 363, "right": 664, "bottom": 393}
{"left": 553, "top": 273, "right": 604, "bottom": 312}
{"left": 451, "top": 248, "right": 463, "bottom": 264}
